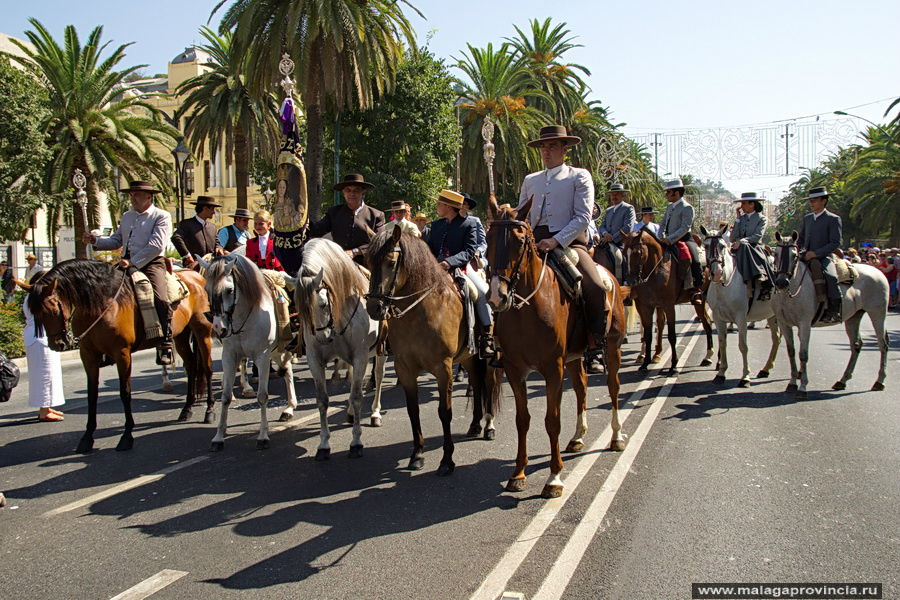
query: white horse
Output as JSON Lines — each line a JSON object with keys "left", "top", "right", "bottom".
{"left": 295, "top": 238, "right": 385, "bottom": 460}
{"left": 772, "top": 232, "right": 889, "bottom": 397}
{"left": 701, "top": 225, "right": 781, "bottom": 387}
{"left": 203, "top": 254, "right": 297, "bottom": 450}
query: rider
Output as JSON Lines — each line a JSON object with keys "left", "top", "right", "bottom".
{"left": 798, "top": 186, "right": 842, "bottom": 323}
{"left": 172, "top": 196, "right": 224, "bottom": 269}
{"left": 659, "top": 178, "right": 704, "bottom": 303}
{"left": 308, "top": 173, "right": 385, "bottom": 267}
{"left": 217, "top": 207, "right": 252, "bottom": 252}
{"left": 598, "top": 183, "right": 636, "bottom": 284}
{"left": 460, "top": 194, "right": 488, "bottom": 271}
{"left": 516, "top": 125, "right": 607, "bottom": 364}
{"left": 83, "top": 181, "right": 174, "bottom": 365}
{"left": 633, "top": 206, "right": 660, "bottom": 236}
{"left": 730, "top": 192, "right": 774, "bottom": 301}
{"left": 424, "top": 189, "right": 499, "bottom": 364}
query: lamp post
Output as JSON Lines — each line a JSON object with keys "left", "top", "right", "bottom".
{"left": 833, "top": 110, "right": 893, "bottom": 139}
{"left": 72, "top": 168, "right": 91, "bottom": 258}
{"left": 172, "top": 138, "right": 190, "bottom": 222}
{"left": 452, "top": 83, "right": 466, "bottom": 190}
{"left": 262, "top": 188, "right": 274, "bottom": 210}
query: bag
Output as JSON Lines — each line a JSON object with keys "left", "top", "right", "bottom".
{"left": 0, "top": 350, "right": 20, "bottom": 402}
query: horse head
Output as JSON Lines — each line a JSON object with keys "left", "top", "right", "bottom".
{"left": 486, "top": 195, "right": 535, "bottom": 312}
{"left": 366, "top": 226, "right": 406, "bottom": 321}
{"left": 204, "top": 256, "right": 239, "bottom": 338}
{"left": 622, "top": 229, "right": 661, "bottom": 286}
{"left": 773, "top": 231, "right": 799, "bottom": 290}
{"left": 27, "top": 278, "right": 75, "bottom": 352}
{"left": 299, "top": 269, "right": 334, "bottom": 344}
{"left": 701, "top": 224, "right": 729, "bottom": 283}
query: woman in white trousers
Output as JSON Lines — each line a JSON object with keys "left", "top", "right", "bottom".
{"left": 21, "top": 272, "right": 65, "bottom": 422}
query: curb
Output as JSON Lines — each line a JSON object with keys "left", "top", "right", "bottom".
{"left": 12, "top": 349, "right": 83, "bottom": 372}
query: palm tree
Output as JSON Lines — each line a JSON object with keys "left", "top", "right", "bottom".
{"left": 847, "top": 125, "right": 900, "bottom": 245}
{"left": 9, "top": 19, "right": 179, "bottom": 257}
{"left": 175, "top": 27, "right": 280, "bottom": 211}
{"left": 213, "top": 0, "right": 420, "bottom": 219}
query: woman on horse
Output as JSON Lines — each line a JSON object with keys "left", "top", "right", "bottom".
{"left": 424, "top": 189, "right": 499, "bottom": 364}
{"left": 731, "top": 192, "right": 774, "bottom": 301}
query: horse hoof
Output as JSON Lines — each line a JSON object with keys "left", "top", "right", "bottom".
{"left": 609, "top": 439, "right": 626, "bottom": 452}
{"left": 713, "top": 375, "right": 726, "bottom": 384}
{"left": 161, "top": 382, "right": 174, "bottom": 393}
{"left": 437, "top": 461, "right": 455, "bottom": 476}
{"left": 466, "top": 424, "right": 482, "bottom": 438}
{"left": 541, "top": 484, "right": 564, "bottom": 499}
{"left": 666, "top": 368, "right": 678, "bottom": 377}
{"left": 757, "top": 370, "right": 770, "bottom": 378}
{"left": 408, "top": 456, "right": 425, "bottom": 471}
{"left": 700, "top": 359, "right": 713, "bottom": 367}
{"left": 210, "top": 441, "right": 224, "bottom": 452}
{"left": 794, "top": 390, "right": 807, "bottom": 399}
{"left": 242, "top": 389, "right": 255, "bottom": 398}
{"left": 349, "top": 444, "right": 364, "bottom": 459}
{"left": 832, "top": 381, "right": 846, "bottom": 391}
{"left": 203, "top": 410, "right": 216, "bottom": 424}
{"left": 871, "top": 382, "right": 885, "bottom": 392}
{"left": 505, "top": 478, "right": 527, "bottom": 492}
{"left": 115, "top": 435, "right": 134, "bottom": 452}
{"left": 786, "top": 383, "right": 798, "bottom": 392}
{"left": 76, "top": 438, "right": 94, "bottom": 454}
{"left": 256, "top": 439, "right": 269, "bottom": 450}
{"left": 651, "top": 355, "right": 662, "bottom": 364}
{"left": 564, "top": 440, "right": 584, "bottom": 453}
{"left": 738, "top": 378, "right": 750, "bottom": 388}
{"left": 484, "top": 428, "right": 496, "bottom": 441}
{"left": 638, "top": 365, "right": 649, "bottom": 373}
{"left": 370, "top": 415, "right": 382, "bottom": 427}
{"left": 177, "top": 409, "right": 192, "bottom": 422}
{"left": 345, "top": 413, "right": 355, "bottom": 425}
{"left": 315, "top": 448, "right": 330, "bottom": 461}
{"left": 278, "top": 411, "right": 294, "bottom": 422}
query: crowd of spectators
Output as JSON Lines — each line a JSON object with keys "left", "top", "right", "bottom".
{"left": 840, "top": 246, "right": 899, "bottom": 309}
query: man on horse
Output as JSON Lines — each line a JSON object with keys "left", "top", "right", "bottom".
{"left": 173, "top": 196, "right": 225, "bottom": 269}
{"left": 798, "top": 186, "right": 843, "bottom": 323}
{"left": 460, "top": 194, "right": 488, "bottom": 271}
{"left": 516, "top": 125, "right": 608, "bottom": 364}
{"left": 83, "top": 181, "right": 175, "bottom": 365}
{"left": 598, "top": 183, "right": 636, "bottom": 284}
{"left": 309, "top": 173, "right": 385, "bottom": 267}
{"left": 731, "top": 192, "right": 775, "bottom": 301}
{"left": 659, "top": 178, "right": 704, "bottom": 303}
{"left": 634, "top": 206, "right": 660, "bottom": 236}
{"left": 218, "top": 207, "right": 252, "bottom": 252}
{"left": 385, "top": 200, "right": 421, "bottom": 238}
{"left": 424, "top": 189, "right": 499, "bottom": 364}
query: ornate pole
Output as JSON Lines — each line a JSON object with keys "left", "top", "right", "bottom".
{"left": 72, "top": 168, "right": 92, "bottom": 258}
{"left": 481, "top": 115, "right": 496, "bottom": 196}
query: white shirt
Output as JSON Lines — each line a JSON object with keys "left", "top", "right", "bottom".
{"left": 812, "top": 209, "right": 825, "bottom": 220}
{"left": 258, "top": 233, "right": 270, "bottom": 258}
{"left": 195, "top": 215, "right": 207, "bottom": 226}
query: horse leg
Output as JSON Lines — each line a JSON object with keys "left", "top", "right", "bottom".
{"left": 833, "top": 310, "right": 864, "bottom": 391}
{"left": 605, "top": 332, "right": 625, "bottom": 452}
{"left": 504, "top": 368, "right": 530, "bottom": 492}
{"left": 344, "top": 364, "right": 356, "bottom": 424}
{"left": 564, "top": 360, "right": 588, "bottom": 453}
{"left": 310, "top": 354, "right": 332, "bottom": 461}
{"left": 202, "top": 333, "right": 215, "bottom": 423}
{"left": 239, "top": 357, "right": 254, "bottom": 398}
{"left": 435, "top": 359, "right": 456, "bottom": 476}
{"left": 369, "top": 354, "right": 386, "bottom": 427}
{"left": 254, "top": 349, "right": 272, "bottom": 450}
{"left": 114, "top": 349, "right": 135, "bottom": 451}
{"left": 696, "top": 304, "right": 715, "bottom": 366}
{"left": 736, "top": 320, "right": 750, "bottom": 388}
{"left": 757, "top": 315, "right": 780, "bottom": 378}
{"left": 713, "top": 317, "right": 728, "bottom": 384}
{"left": 160, "top": 363, "right": 173, "bottom": 392}
{"left": 637, "top": 304, "right": 654, "bottom": 371}
{"left": 398, "top": 365, "right": 425, "bottom": 471}
{"left": 77, "top": 353, "right": 101, "bottom": 453}
{"left": 541, "top": 362, "right": 565, "bottom": 499}
{"left": 211, "top": 349, "right": 236, "bottom": 451}
{"left": 869, "top": 309, "right": 889, "bottom": 391}
{"left": 174, "top": 332, "right": 195, "bottom": 422}
{"left": 665, "top": 306, "right": 678, "bottom": 375}
{"left": 278, "top": 352, "right": 298, "bottom": 422}
{"left": 796, "top": 323, "right": 811, "bottom": 398}
{"left": 781, "top": 323, "right": 799, "bottom": 392}
{"left": 652, "top": 308, "right": 665, "bottom": 363}
{"left": 348, "top": 353, "right": 368, "bottom": 458}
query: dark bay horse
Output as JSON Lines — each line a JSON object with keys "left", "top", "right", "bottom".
{"left": 27, "top": 259, "right": 214, "bottom": 453}
{"left": 366, "top": 227, "right": 500, "bottom": 475}
{"left": 487, "top": 197, "right": 627, "bottom": 499}
{"left": 621, "top": 229, "right": 714, "bottom": 375}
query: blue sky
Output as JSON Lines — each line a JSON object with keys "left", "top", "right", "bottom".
{"left": 5, "top": 0, "right": 899, "bottom": 195}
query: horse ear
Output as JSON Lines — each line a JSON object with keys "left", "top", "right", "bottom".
{"left": 718, "top": 224, "right": 728, "bottom": 236}
{"left": 791, "top": 231, "right": 799, "bottom": 242}
{"left": 46, "top": 279, "right": 57, "bottom": 295}
{"left": 391, "top": 224, "right": 403, "bottom": 244}
{"left": 700, "top": 225, "right": 709, "bottom": 237}
{"left": 516, "top": 195, "right": 533, "bottom": 222}
{"left": 222, "top": 260, "right": 234, "bottom": 278}
{"left": 362, "top": 224, "right": 377, "bottom": 242}
{"left": 488, "top": 194, "right": 500, "bottom": 220}
{"left": 775, "top": 232, "right": 782, "bottom": 242}
{"left": 313, "top": 269, "right": 324, "bottom": 289}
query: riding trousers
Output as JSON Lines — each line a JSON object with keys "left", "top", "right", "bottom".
{"left": 678, "top": 235, "right": 704, "bottom": 289}
{"left": 137, "top": 257, "right": 173, "bottom": 337}
{"left": 806, "top": 256, "right": 840, "bottom": 301}
{"left": 463, "top": 268, "right": 492, "bottom": 327}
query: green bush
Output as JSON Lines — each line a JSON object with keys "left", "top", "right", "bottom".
{"left": 0, "top": 300, "right": 25, "bottom": 359}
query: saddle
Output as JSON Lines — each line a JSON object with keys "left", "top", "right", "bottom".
{"left": 260, "top": 269, "right": 294, "bottom": 351}
{"left": 451, "top": 269, "right": 479, "bottom": 356}
{"left": 130, "top": 270, "right": 189, "bottom": 340}
{"left": 547, "top": 247, "right": 615, "bottom": 301}
{"left": 834, "top": 258, "right": 858, "bottom": 285}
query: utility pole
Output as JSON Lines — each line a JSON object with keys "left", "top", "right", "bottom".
{"left": 781, "top": 123, "right": 794, "bottom": 176}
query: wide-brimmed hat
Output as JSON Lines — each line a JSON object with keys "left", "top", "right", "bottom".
{"left": 609, "top": 183, "right": 630, "bottom": 193}
{"left": 333, "top": 173, "right": 375, "bottom": 191}
{"left": 461, "top": 193, "right": 477, "bottom": 210}
{"left": 527, "top": 125, "right": 581, "bottom": 148}
{"left": 230, "top": 208, "right": 252, "bottom": 219}
{"left": 807, "top": 186, "right": 829, "bottom": 199}
{"left": 663, "top": 178, "right": 685, "bottom": 191}
{"left": 390, "top": 200, "right": 411, "bottom": 212}
{"left": 193, "top": 195, "right": 223, "bottom": 208}
{"left": 640, "top": 206, "right": 657, "bottom": 215}
{"left": 120, "top": 180, "right": 162, "bottom": 194}
{"left": 735, "top": 192, "right": 765, "bottom": 204}
{"left": 413, "top": 212, "right": 428, "bottom": 221}
{"left": 431, "top": 189, "right": 465, "bottom": 210}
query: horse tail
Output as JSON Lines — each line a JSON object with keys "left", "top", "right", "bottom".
{"left": 190, "top": 333, "right": 208, "bottom": 399}
{"left": 625, "top": 302, "right": 640, "bottom": 333}
{"left": 467, "top": 357, "right": 501, "bottom": 417}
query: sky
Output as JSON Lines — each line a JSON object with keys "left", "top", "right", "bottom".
{"left": 5, "top": 0, "right": 899, "bottom": 199}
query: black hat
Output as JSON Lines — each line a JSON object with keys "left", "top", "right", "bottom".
{"left": 120, "top": 180, "right": 162, "bottom": 194}
{"left": 736, "top": 192, "right": 765, "bottom": 204}
{"left": 461, "top": 193, "right": 477, "bottom": 209}
{"left": 807, "top": 186, "right": 829, "bottom": 199}
{"left": 193, "top": 195, "right": 223, "bottom": 208}
{"left": 333, "top": 173, "right": 375, "bottom": 191}
{"left": 640, "top": 206, "right": 657, "bottom": 215}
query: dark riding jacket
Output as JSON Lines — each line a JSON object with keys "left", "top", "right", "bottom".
{"left": 424, "top": 215, "right": 478, "bottom": 270}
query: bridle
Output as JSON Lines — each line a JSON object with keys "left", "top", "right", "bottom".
{"left": 703, "top": 234, "right": 736, "bottom": 287}
{"left": 208, "top": 271, "right": 253, "bottom": 338}
{"left": 487, "top": 218, "right": 548, "bottom": 310}
{"left": 626, "top": 233, "right": 664, "bottom": 286}
{"left": 310, "top": 281, "right": 360, "bottom": 344}
{"left": 774, "top": 238, "right": 807, "bottom": 298}
{"left": 43, "top": 270, "right": 127, "bottom": 350}
{"left": 365, "top": 244, "right": 435, "bottom": 320}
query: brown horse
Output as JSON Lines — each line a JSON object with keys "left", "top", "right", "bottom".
{"left": 621, "top": 229, "right": 714, "bottom": 375}
{"left": 27, "top": 259, "right": 214, "bottom": 453}
{"left": 486, "top": 197, "right": 626, "bottom": 499}
{"left": 366, "top": 227, "right": 500, "bottom": 475}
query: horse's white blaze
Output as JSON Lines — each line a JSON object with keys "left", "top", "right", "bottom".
{"left": 488, "top": 275, "right": 502, "bottom": 306}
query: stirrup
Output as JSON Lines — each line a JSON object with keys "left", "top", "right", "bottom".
{"left": 156, "top": 344, "right": 173, "bottom": 366}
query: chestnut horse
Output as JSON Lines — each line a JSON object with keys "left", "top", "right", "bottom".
{"left": 621, "top": 229, "right": 715, "bottom": 375}
{"left": 366, "top": 227, "right": 500, "bottom": 475}
{"left": 486, "top": 197, "right": 626, "bottom": 499}
{"left": 27, "top": 259, "right": 213, "bottom": 453}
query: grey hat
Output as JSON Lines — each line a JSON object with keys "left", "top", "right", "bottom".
{"left": 230, "top": 208, "right": 252, "bottom": 219}
{"left": 663, "top": 178, "right": 685, "bottom": 191}
{"left": 736, "top": 192, "right": 765, "bottom": 204}
{"left": 609, "top": 183, "right": 629, "bottom": 193}
{"left": 807, "top": 186, "right": 829, "bottom": 199}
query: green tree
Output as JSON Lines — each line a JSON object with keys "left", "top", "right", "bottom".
{"left": 847, "top": 124, "right": 900, "bottom": 246}
{"left": 175, "top": 27, "right": 280, "bottom": 210}
{"left": 214, "top": 0, "right": 420, "bottom": 220}
{"left": 8, "top": 19, "right": 179, "bottom": 257}
{"left": 0, "top": 57, "right": 51, "bottom": 241}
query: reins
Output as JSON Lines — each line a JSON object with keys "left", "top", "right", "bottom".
{"left": 57, "top": 269, "right": 128, "bottom": 345}
{"left": 366, "top": 244, "right": 437, "bottom": 320}
{"left": 488, "top": 218, "right": 549, "bottom": 309}
{"left": 629, "top": 235, "right": 665, "bottom": 286}
{"left": 775, "top": 241, "right": 808, "bottom": 298}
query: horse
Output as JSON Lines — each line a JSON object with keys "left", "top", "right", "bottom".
{"left": 621, "top": 228, "right": 715, "bottom": 375}
{"left": 701, "top": 225, "right": 781, "bottom": 387}
{"left": 772, "top": 232, "right": 889, "bottom": 397}
{"left": 294, "top": 238, "right": 386, "bottom": 460}
{"left": 26, "top": 259, "right": 214, "bottom": 453}
{"left": 202, "top": 254, "right": 297, "bottom": 450}
{"left": 366, "top": 227, "right": 500, "bottom": 475}
{"left": 486, "top": 197, "right": 627, "bottom": 498}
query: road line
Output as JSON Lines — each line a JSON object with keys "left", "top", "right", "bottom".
{"left": 43, "top": 456, "right": 209, "bottom": 517}
{"left": 109, "top": 569, "right": 188, "bottom": 600}
{"left": 470, "top": 319, "right": 699, "bottom": 600}
{"left": 532, "top": 327, "right": 704, "bottom": 600}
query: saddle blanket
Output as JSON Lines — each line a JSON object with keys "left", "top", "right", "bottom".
{"left": 835, "top": 258, "right": 857, "bottom": 285}
{"left": 131, "top": 271, "right": 189, "bottom": 340}
{"left": 675, "top": 240, "right": 691, "bottom": 261}
{"left": 260, "top": 269, "right": 293, "bottom": 348}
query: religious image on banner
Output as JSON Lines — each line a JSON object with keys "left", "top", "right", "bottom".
{"left": 272, "top": 149, "right": 308, "bottom": 275}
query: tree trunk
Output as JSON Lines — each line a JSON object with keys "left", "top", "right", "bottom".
{"left": 234, "top": 129, "right": 249, "bottom": 210}
{"left": 305, "top": 101, "right": 325, "bottom": 221}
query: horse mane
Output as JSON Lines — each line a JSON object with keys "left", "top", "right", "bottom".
{"left": 367, "top": 230, "right": 447, "bottom": 293}
{"left": 205, "top": 254, "right": 268, "bottom": 309}
{"left": 298, "top": 238, "right": 368, "bottom": 327}
{"left": 27, "top": 259, "right": 134, "bottom": 317}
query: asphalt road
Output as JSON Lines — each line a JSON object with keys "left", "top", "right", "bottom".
{"left": 1, "top": 308, "right": 898, "bottom": 600}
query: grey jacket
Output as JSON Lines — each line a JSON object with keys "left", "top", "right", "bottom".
{"left": 732, "top": 211, "right": 766, "bottom": 244}
{"left": 798, "top": 210, "right": 842, "bottom": 259}
{"left": 93, "top": 204, "right": 172, "bottom": 269}
{"left": 516, "top": 164, "right": 594, "bottom": 247}
{"left": 659, "top": 198, "right": 694, "bottom": 243}
{"left": 599, "top": 202, "right": 636, "bottom": 245}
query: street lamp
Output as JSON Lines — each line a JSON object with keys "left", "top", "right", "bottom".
{"left": 172, "top": 138, "right": 190, "bottom": 222}
{"left": 262, "top": 188, "right": 274, "bottom": 210}
{"left": 833, "top": 110, "right": 893, "bottom": 138}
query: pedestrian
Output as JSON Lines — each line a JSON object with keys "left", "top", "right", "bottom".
{"left": 412, "top": 212, "right": 429, "bottom": 234}
{"left": 876, "top": 251, "right": 896, "bottom": 307}
{"left": 19, "top": 271, "right": 66, "bottom": 422}
{"left": 172, "top": 196, "right": 225, "bottom": 269}
{"left": 245, "top": 209, "right": 284, "bottom": 271}
{"left": 0, "top": 261, "right": 15, "bottom": 302}
{"left": 308, "top": 173, "right": 385, "bottom": 266}
{"left": 217, "top": 207, "right": 253, "bottom": 252}
{"left": 24, "top": 253, "right": 43, "bottom": 281}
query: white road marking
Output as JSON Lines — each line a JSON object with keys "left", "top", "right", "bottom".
{"left": 532, "top": 327, "right": 704, "bottom": 600}
{"left": 471, "top": 319, "right": 699, "bottom": 600}
{"left": 109, "top": 569, "right": 187, "bottom": 600}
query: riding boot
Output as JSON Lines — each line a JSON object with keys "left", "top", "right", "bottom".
{"left": 156, "top": 332, "right": 174, "bottom": 366}
{"left": 822, "top": 298, "right": 842, "bottom": 323}
{"left": 478, "top": 323, "right": 502, "bottom": 368}
{"left": 757, "top": 277, "right": 773, "bottom": 301}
